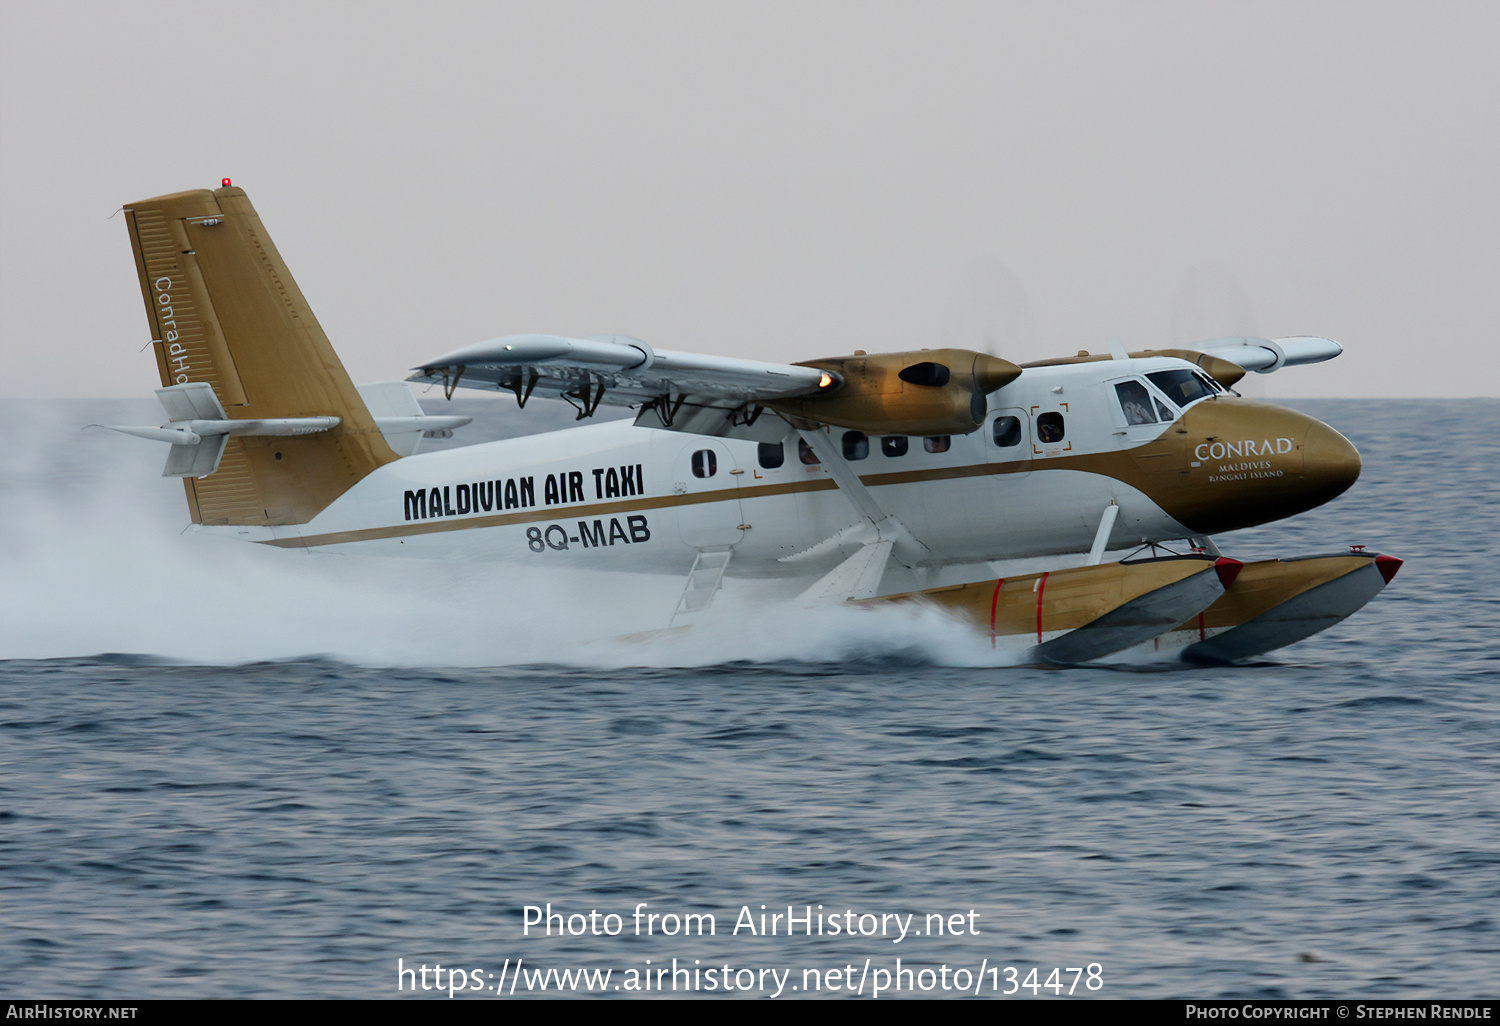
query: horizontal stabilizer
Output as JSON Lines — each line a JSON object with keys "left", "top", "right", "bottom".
{"left": 356, "top": 380, "right": 473, "bottom": 456}
{"left": 94, "top": 382, "right": 342, "bottom": 478}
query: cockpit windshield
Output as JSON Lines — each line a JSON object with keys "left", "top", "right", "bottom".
{"left": 1115, "top": 378, "right": 1189, "bottom": 426}
{"left": 1147, "top": 369, "right": 1217, "bottom": 407}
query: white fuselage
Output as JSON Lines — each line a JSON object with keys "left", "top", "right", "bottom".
{"left": 228, "top": 359, "right": 1211, "bottom": 578}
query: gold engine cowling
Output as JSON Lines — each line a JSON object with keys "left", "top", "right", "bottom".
{"left": 767, "top": 348, "right": 1023, "bottom": 436}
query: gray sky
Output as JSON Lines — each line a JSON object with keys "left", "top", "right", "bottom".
{"left": 3, "top": 0, "right": 1496, "bottom": 398}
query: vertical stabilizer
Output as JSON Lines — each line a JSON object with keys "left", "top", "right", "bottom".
{"left": 124, "top": 186, "right": 398, "bottom": 525}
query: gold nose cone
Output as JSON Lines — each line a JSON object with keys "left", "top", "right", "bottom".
{"left": 1303, "top": 422, "right": 1361, "bottom": 503}
{"left": 971, "top": 353, "right": 1023, "bottom": 393}
{"left": 1154, "top": 401, "right": 1363, "bottom": 535}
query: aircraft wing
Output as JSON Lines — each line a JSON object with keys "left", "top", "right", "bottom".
{"left": 1192, "top": 336, "right": 1343, "bottom": 374}
{"left": 408, "top": 334, "right": 835, "bottom": 440}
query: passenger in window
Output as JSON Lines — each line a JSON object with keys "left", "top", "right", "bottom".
{"left": 798, "top": 438, "right": 820, "bottom": 465}
{"left": 842, "top": 431, "right": 869, "bottom": 460}
{"left": 1037, "top": 413, "right": 1065, "bottom": 443}
{"left": 923, "top": 436, "right": 951, "bottom": 454}
{"left": 881, "top": 436, "right": 908, "bottom": 457}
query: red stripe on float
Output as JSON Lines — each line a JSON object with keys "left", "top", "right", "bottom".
{"left": 989, "top": 578, "right": 1005, "bottom": 649}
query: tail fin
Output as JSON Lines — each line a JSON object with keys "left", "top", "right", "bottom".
{"left": 124, "top": 185, "right": 398, "bottom": 525}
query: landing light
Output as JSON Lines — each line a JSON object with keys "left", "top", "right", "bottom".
{"left": 818, "top": 372, "right": 834, "bottom": 388}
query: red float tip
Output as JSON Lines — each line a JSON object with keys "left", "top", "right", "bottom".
{"left": 1375, "top": 554, "right": 1403, "bottom": 584}
{"left": 1213, "top": 557, "right": 1243, "bottom": 589}
{"left": 221, "top": 177, "right": 232, "bottom": 187}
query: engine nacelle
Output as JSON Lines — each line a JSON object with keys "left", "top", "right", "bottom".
{"left": 767, "top": 348, "right": 1022, "bottom": 436}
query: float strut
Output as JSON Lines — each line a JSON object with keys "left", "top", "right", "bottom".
{"left": 1086, "top": 502, "right": 1120, "bottom": 566}
{"left": 1189, "top": 535, "right": 1223, "bottom": 558}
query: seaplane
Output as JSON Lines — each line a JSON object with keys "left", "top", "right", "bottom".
{"left": 102, "top": 182, "right": 1401, "bottom": 664}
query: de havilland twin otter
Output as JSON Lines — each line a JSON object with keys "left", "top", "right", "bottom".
{"left": 105, "top": 183, "right": 1401, "bottom": 663}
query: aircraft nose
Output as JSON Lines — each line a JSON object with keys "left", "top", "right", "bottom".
{"left": 1162, "top": 400, "right": 1363, "bottom": 534}
{"left": 1303, "top": 421, "right": 1361, "bottom": 503}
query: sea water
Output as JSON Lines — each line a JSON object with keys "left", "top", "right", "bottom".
{"left": 1, "top": 398, "right": 1496, "bottom": 998}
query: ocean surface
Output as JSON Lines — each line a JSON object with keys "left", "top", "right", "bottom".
{"left": 1, "top": 397, "right": 1496, "bottom": 999}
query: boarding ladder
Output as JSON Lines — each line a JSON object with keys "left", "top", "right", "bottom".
{"left": 670, "top": 549, "right": 733, "bottom": 626}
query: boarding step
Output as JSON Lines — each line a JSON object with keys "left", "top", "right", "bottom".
{"left": 670, "top": 549, "right": 733, "bottom": 625}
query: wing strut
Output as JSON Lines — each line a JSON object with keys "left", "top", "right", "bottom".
{"left": 1189, "top": 534, "right": 1223, "bottom": 558}
{"left": 791, "top": 428, "right": 933, "bottom": 601}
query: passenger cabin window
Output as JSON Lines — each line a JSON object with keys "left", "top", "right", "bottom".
{"left": 923, "top": 436, "right": 951, "bottom": 454}
{"left": 691, "top": 449, "right": 717, "bottom": 478}
{"left": 1115, "top": 380, "right": 1158, "bottom": 425}
{"left": 843, "top": 431, "right": 869, "bottom": 460}
{"left": 992, "top": 415, "right": 1021, "bottom": 447}
{"left": 1147, "top": 369, "right": 1215, "bottom": 408}
{"left": 1036, "top": 412, "right": 1065, "bottom": 443}
{"left": 757, "top": 442, "right": 784, "bottom": 469}
{"left": 798, "top": 438, "right": 820, "bottom": 465}
{"left": 881, "top": 436, "right": 908, "bottom": 457}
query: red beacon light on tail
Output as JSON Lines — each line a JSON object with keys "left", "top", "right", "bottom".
{"left": 222, "top": 178, "right": 232, "bottom": 187}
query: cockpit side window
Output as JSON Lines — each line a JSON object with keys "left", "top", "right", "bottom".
{"left": 1115, "top": 380, "right": 1157, "bottom": 425}
{"left": 1147, "top": 369, "right": 1214, "bottom": 407}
